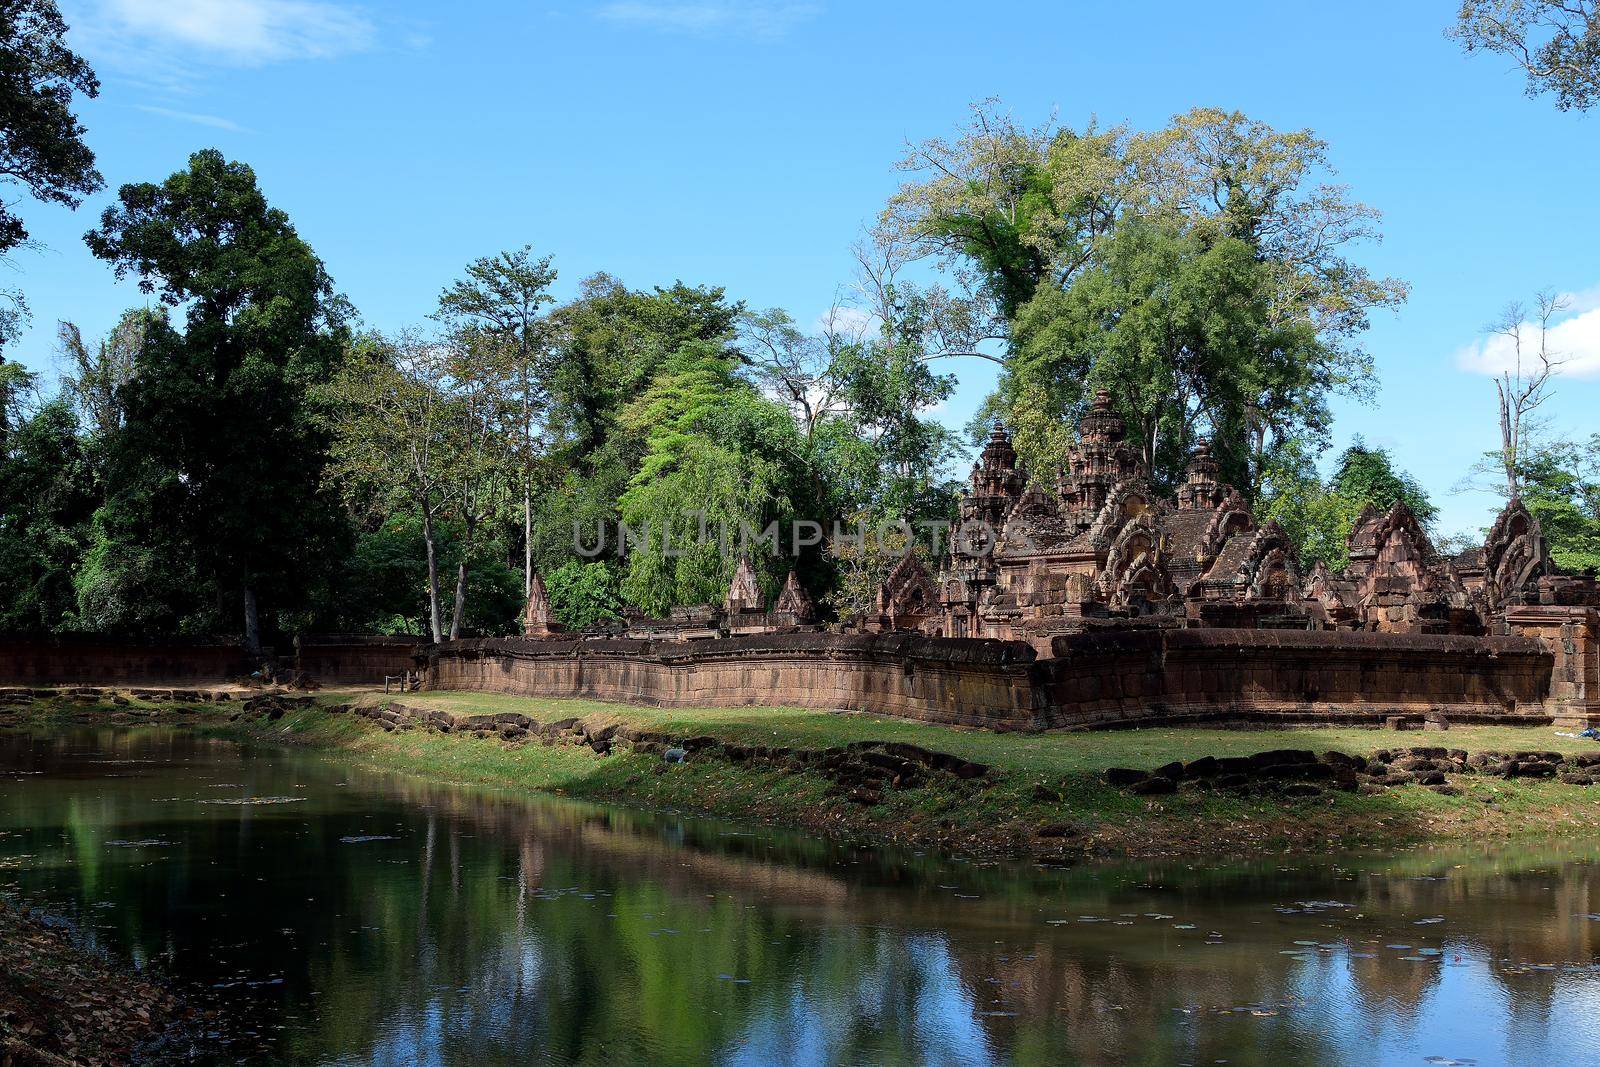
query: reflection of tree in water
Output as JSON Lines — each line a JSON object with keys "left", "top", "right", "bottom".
{"left": 3, "top": 729, "right": 1600, "bottom": 1065}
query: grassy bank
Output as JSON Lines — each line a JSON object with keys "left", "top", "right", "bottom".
{"left": 9, "top": 688, "right": 1600, "bottom": 859}
{"left": 9, "top": 694, "right": 1600, "bottom": 857}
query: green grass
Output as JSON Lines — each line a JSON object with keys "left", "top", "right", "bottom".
{"left": 12, "top": 688, "right": 1600, "bottom": 860}
{"left": 336, "top": 687, "right": 1600, "bottom": 776}
{"left": 267, "top": 688, "right": 1600, "bottom": 858}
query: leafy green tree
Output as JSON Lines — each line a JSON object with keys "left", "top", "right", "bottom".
{"left": 436, "top": 328, "right": 518, "bottom": 639}
{"left": 1261, "top": 437, "right": 1436, "bottom": 570}
{"left": 324, "top": 331, "right": 456, "bottom": 642}
{"left": 1006, "top": 220, "right": 1339, "bottom": 492}
{"left": 887, "top": 103, "right": 1399, "bottom": 494}
{"left": 885, "top": 103, "right": 1404, "bottom": 354}
{"left": 615, "top": 342, "right": 807, "bottom": 614}
{"left": 544, "top": 560, "right": 622, "bottom": 630}
{"left": 1509, "top": 435, "right": 1600, "bottom": 573}
{"left": 0, "top": 0, "right": 102, "bottom": 350}
{"left": 1451, "top": 1, "right": 1600, "bottom": 111}
{"left": 548, "top": 274, "right": 742, "bottom": 463}
{"left": 435, "top": 246, "right": 558, "bottom": 602}
{"left": 0, "top": 395, "right": 94, "bottom": 630}
{"left": 56, "top": 308, "right": 156, "bottom": 468}
{"left": 84, "top": 149, "right": 351, "bottom": 651}
{"left": 525, "top": 276, "right": 744, "bottom": 592}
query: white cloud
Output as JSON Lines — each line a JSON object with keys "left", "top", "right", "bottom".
{"left": 1454, "top": 291, "right": 1600, "bottom": 380}
{"left": 134, "top": 104, "right": 252, "bottom": 132}
{"left": 73, "top": 0, "right": 375, "bottom": 69}
{"left": 595, "top": 2, "right": 821, "bottom": 39}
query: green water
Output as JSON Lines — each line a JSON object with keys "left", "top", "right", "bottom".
{"left": 2, "top": 726, "right": 1599, "bottom": 1066}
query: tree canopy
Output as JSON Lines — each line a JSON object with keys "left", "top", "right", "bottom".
{"left": 83, "top": 149, "right": 350, "bottom": 648}
{"left": 1451, "top": 1, "right": 1600, "bottom": 111}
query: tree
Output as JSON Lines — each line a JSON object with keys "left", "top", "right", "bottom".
{"left": 885, "top": 102, "right": 1399, "bottom": 493}
{"left": 324, "top": 331, "right": 455, "bottom": 643}
{"left": 0, "top": 395, "right": 94, "bottom": 630}
{"left": 883, "top": 103, "right": 1405, "bottom": 361}
{"left": 56, "top": 308, "right": 155, "bottom": 447}
{"left": 615, "top": 341, "right": 806, "bottom": 615}
{"left": 1005, "top": 220, "right": 1343, "bottom": 492}
{"left": 84, "top": 149, "right": 350, "bottom": 652}
{"left": 1261, "top": 438, "right": 1436, "bottom": 570}
{"left": 544, "top": 560, "right": 622, "bottom": 631}
{"left": 0, "top": 1, "right": 101, "bottom": 258}
{"left": 1516, "top": 435, "right": 1600, "bottom": 573}
{"left": 1451, "top": 1, "right": 1600, "bottom": 110}
{"left": 436, "top": 329, "right": 517, "bottom": 639}
{"left": 1485, "top": 290, "right": 1567, "bottom": 499}
{"left": 0, "top": 0, "right": 102, "bottom": 353}
{"left": 525, "top": 276, "right": 743, "bottom": 579}
{"left": 435, "top": 245, "right": 558, "bottom": 603}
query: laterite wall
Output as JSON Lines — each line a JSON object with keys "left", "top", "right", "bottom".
{"left": 427, "top": 633, "right": 1046, "bottom": 730}
{"left": 1038, "top": 628, "right": 1554, "bottom": 728}
{"left": 427, "top": 629, "right": 1556, "bottom": 731}
{"left": 293, "top": 635, "right": 428, "bottom": 685}
{"left": 0, "top": 636, "right": 256, "bottom": 686}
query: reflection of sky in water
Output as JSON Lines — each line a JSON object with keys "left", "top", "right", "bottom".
{"left": 4, "top": 727, "right": 1600, "bottom": 1066}
{"left": 721, "top": 935, "right": 996, "bottom": 1067}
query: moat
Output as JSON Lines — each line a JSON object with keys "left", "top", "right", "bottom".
{"left": 4, "top": 727, "right": 1600, "bottom": 1066}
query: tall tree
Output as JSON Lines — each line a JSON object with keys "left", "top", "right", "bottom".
{"left": 435, "top": 245, "right": 557, "bottom": 603}
{"left": 1451, "top": 1, "right": 1600, "bottom": 110}
{"left": 437, "top": 329, "right": 516, "bottom": 639}
{"left": 84, "top": 149, "right": 350, "bottom": 652}
{"left": 0, "top": 394, "right": 94, "bottom": 630}
{"left": 56, "top": 308, "right": 154, "bottom": 447}
{"left": 324, "top": 331, "right": 455, "bottom": 643}
{"left": 0, "top": 0, "right": 102, "bottom": 349}
{"left": 885, "top": 102, "right": 1401, "bottom": 490}
{"left": 1515, "top": 434, "right": 1600, "bottom": 573}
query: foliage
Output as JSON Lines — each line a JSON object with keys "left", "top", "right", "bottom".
{"left": 83, "top": 149, "right": 351, "bottom": 645}
{"left": 1005, "top": 220, "right": 1340, "bottom": 491}
{"left": 55, "top": 309, "right": 155, "bottom": 445}
{"left": 0, "top": 0, "right": 101, "bottom": 260}
{"left": 0, "top": 397, "right": 94, "bottom": 630}
{"left": 435, "top": 245, "right": 559, "bottom": 598}
{"left": 544, "top": 560, "right": 623, "bottom": 630}
{"left": 1261, "top": 438, "right": 1436, "bottom": 570}
{"left": 887, "top": 102, "right": 1399, "bottom": 492}
{"left": 1451, "top": 1, "right": 1600, "bottom": 111}
{"left": 1514, "top": 435, "right": 1600, "bottom": 574}
{"left": 616, "top": 342, "right": 803, "bottom": 615}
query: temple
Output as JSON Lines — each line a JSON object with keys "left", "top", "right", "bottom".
{"left": 865, "top": 389, "right": 1599, "bottom": 652}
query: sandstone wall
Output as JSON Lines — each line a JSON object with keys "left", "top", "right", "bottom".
{"left": 0, "top": 627, "right": 1567, "bottom": 731}
{"left": 0, "top": 636, "right": 255, "bottom": 685}
{"left": 428, "top": 633, "right": 1045, "bottom": 730}
{"left": 427, "top": 628, "right": 1558, "bottom": 731}
{"left": 1039, "top": 629, "right": 1554, "bottom": 728}
{"left": 294, "top": 635, "right": 427, "bottom": 685}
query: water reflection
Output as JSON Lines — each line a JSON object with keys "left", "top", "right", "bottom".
{"left": 2, "top": 727, "right": 1598, "bottom": 1066}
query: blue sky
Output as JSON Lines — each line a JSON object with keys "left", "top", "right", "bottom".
{"left": 9, "top": 1, "right": 1599, "bottom": 538}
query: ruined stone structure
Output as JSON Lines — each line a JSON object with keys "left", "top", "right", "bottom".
{"left": 861, "top": 391, "right": 1600, "bottom": 667}
{"left": 594, "top": 564, "right": 825, "bottom": 642}
{"left": 522, "top": 572, "right": 563, "bottom": 638}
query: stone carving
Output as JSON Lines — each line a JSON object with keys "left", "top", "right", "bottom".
{"left": 774, "top": 569, "right": 817, "bottom": 624}
{"left": 522, "top": 572, "right": 563, "bottom": 638}
{"left": 724, "top": 555, "right": 766, "bottom": 616}
{"left": 872, "top": 392, "right": 1600, "bottom": 651}
{"left": 1484, "top": 497, "right": 1553, "bottom": 609}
